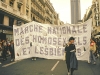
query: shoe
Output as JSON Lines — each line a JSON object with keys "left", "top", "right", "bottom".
{"left": 88, "top": 61, "right": 91, "bottom": 64}
{"left": 93, "top": 62, "right": 96, "bottom": 65}
{"left": 34, "top": 58, "right": 36, "bottom": 60}
{"left": 68, "top": 72, "right": 70, "bottom": 75}
{"left": 11, "top": 59, "right": 13, "bottom": 62}
{"left": 0, "top": 62, "right": 1, "bottom": 64}
{"left": 32, "top": 59, "right": 33, "bottom": 60}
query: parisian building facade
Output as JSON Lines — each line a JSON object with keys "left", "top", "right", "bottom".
{"left": 82, "top": 0, "right": 100, "bottom": 37}
{"left": 0, "top": 0, "right": 61, "bottom": 40}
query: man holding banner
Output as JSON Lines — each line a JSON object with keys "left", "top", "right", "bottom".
{"left": 13, "top": 19, "right": 92, "bottom": 63}
{"left": 65, "top": 37, "right": 78, "bottom": 75}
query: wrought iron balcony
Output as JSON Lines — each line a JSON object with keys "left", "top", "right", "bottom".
{"left": 45, "top": 1, "right": 53, "bottom": 13}
{"left": 34, "top": 1, "right": 42, "bottom": 11}
{"left": 31, "top": 7, "right": 44, "bottom": 21}
{"left": 0, "top": 1, "right": 31, "bottom": 22}
{"left": 39, "top": 0, "right": 45, "bottom": 6}
{"left": 31, "top": 7, "right": 38, "bottom": 16}
{"left": 46, "top": 16, "right": 51, "bottom": 23}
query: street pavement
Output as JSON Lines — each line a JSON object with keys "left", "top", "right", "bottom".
{"left": 0, "top": 57, "right": 100, "bottom": 75}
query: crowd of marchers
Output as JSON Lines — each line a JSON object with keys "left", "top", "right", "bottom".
{"left": 93, "top": 37, "right": 100, "bottom": 59}
{"left": 0, "top": 38, "right": 15, "bottom": 64}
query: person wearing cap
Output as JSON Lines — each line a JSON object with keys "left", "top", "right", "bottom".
{"left": 65, "top": 37, "right": 78, "bottom": 75}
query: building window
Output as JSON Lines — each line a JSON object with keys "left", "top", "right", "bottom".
{"left": 1, "top": 0, "right": 5, "bottom": 2}
{"left": 9, "top": 1, "right": 14, "bottom": 7}
{"left": 9, "top": 17, "right": 14, "bottom": 27}
{"left": 0, "top": 13, "right": 4, "bottom": 24}
{"left": 16, "top": 20, "right": 22, "bottom": 26}
{"left": 26, "top": 10, "right": 29, "bottom": 16}
{"left": 18, "top": 6, "right": 21, "bottom": 11}
{"left": 33, "top": 17, "right": 35, "bottom": 21}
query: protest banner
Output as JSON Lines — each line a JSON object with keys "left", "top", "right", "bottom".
{"left": 13, "top": 19, "right": 92, "bottom": 61}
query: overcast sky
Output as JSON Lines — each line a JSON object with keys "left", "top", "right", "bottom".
{"left": 50, "top": 0, "right": 92, "bottom": 24}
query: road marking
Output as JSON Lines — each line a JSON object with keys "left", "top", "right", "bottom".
{"left": 51, "top": 61, "right": 59, "bottom": 71}
{"left": 2, "top": 60, "right": 21, "bottom": 67}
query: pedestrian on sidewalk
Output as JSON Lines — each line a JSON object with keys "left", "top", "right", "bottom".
{"left": 9, "top": 40, "right": 15, "bottom": 62}
{"left": 2, "top": 40, "right": 7, "bottom": 61}
{"left": 89, "top": 38, "right": 96, "bottom": 64}
{"left": 65, "top": 37, "right": 78, "bottom": 75}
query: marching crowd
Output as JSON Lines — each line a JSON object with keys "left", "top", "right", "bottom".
{"left": 0, "top": 37, "right": 100, "bottom": 75}
{"left": 93, "top": 38, "right": 100, "bottom": 58}
{"left": 0, "top": 38, "right": 15, "bottom": 64}
{"left": 89, "top": 37, "right": 100, "bottom": 64}
{"left": 64, "top": 37, "right": 100, "bottom": 75}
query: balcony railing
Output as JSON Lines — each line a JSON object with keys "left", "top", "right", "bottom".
{"left": 46, "top": 16, "right": 51, "bottom": 23}
{"left": 34, "top": 1, "right": 42, "bottom": 11}
{"left": 0, "top": 1, "right": 31, "bottom": 22}
{"left": 39, "top": 0, "right": 45, "bottom": 6}
{"left": 45, "top": 1, "right": 53, "bottom": 13}
{"left": 31, "top": 7, "right": 38, "bottom": 15}
{"left": 46, "top": 9, "right": 52, "bottom": 18}
{"left": 31, "top": 7, "right": 44, "bottom": 21}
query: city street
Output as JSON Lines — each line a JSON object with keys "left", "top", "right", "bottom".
{"left": 0, "top": 0, "right": 100, "bottom": 75}
{"left": 0, "top": 57, "right": 100, "bottom": 75}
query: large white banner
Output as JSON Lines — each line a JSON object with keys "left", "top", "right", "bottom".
{"left": 13, "top": 19, "right": 92, "bottom": 61}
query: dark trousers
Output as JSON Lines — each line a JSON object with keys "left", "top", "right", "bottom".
{"left": 11, "top": 51, "right": 15, "bottom": 59}
{"left": 2, "top": 50, "right": 7, "bottom": 60}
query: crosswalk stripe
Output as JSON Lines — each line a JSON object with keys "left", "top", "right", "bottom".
{"left": 51, "top": 61, "right": 59, "bottom": 71}
{"left": 2, "top": 60, "right": 21, "bottom": 67}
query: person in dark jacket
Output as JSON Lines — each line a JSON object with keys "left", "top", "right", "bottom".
{"left": 9, "top": 40, "right": 15, "bottom": 61}
{"left": 65, "top": 37, "right": 78, "bottom": 75}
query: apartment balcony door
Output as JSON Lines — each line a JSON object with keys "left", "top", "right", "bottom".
{"left": 0, "top": 13, "right": 4, "bottom": 24}
{"left": 0, "top": 33, "right": 6, "bottom": 40}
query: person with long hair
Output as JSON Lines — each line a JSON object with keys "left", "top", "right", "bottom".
{"left": 65, "top": 37, "right": 78, "bottom": 75}
{"left": 89, "top": 38, "right": 96, "bottom": 64}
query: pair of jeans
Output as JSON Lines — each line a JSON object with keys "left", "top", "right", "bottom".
{"left": 89, "top": 50, "right": 96, "bottom": 63}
